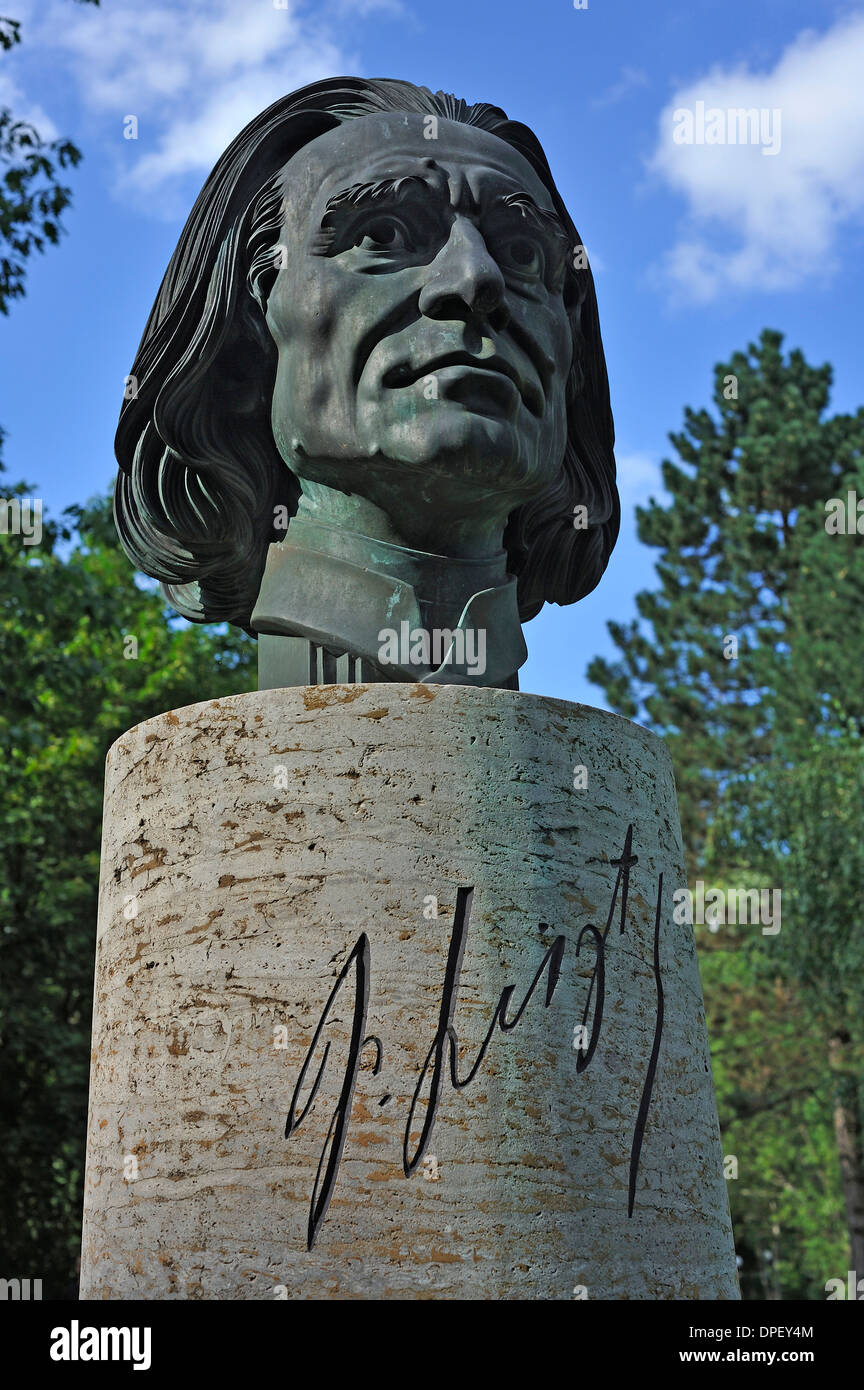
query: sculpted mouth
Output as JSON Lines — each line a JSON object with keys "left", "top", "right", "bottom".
{"left": 383, "top": 351, "right": 543, "bottom": 416}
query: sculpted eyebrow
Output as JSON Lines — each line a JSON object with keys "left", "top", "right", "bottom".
{"left": 310, "top": 175, "right": 435, "bottom": 253}
{"left": 323, "top": 175, "right": 432, "bottom": 215}
{"left": 491, "top": 191, "right": 570, "bottom": 248}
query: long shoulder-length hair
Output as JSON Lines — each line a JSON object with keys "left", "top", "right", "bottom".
{"left": 114, "top": 77, "right": 619, "bottom": 630}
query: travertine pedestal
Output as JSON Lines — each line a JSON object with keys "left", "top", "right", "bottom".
{"left": 80, "top": 685, "right": 738, "bottom": 1300}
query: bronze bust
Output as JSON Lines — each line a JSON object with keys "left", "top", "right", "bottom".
{"left": 114, "top": 78, "right": 619, "bottom": 689}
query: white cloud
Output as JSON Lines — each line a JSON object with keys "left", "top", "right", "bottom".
{"left": 0, "top": 68, "right": 57, "bottom": 140}
{"left": 615, "top": 451, "right": 665, "bottom": 506}
{"left": 649, "top": 13, "right": 864, "bottom": 302}
{"left": 21, "top": 0, "right": 373, "bottom": 203}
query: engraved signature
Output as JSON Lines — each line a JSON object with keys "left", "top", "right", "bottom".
{"left": 284, "top": 825, "right": 664, "bottom": 1250}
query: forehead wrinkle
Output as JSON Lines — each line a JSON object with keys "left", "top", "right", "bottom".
{"left": 447, "top": 169, "right": 479, "bottom": 218}
{"left": 313, "top": 140, "right": 555, "bottom": 213}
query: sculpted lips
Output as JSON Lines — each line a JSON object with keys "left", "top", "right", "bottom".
{"left": 383, "top": 349, "right": 544, "bottom": 417}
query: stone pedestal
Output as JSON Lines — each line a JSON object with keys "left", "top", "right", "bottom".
{"left": 80, "top": 685, "right": 738, "bottom": 1300}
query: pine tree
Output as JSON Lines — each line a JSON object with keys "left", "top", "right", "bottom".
{"left": 589, "top": 328, "right": 864, "bottom": 871}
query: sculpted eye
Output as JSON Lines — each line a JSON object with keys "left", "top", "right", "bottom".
{"left": 494, "top": 234, "right": 547, "bottom": 278}
{"left": 499, "top": 235, "right": 544, "bottom": 277}
{"left": 355, "top": 216, "right": 413, "bottom": 251}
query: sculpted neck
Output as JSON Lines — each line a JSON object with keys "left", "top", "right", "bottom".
{"left": 293, "top": 479, "right": 511, "bottom": 565}
{"left": 250, "top": 480, "right": 527, "bottom": 690}
{"left": 293, "top": 480, "right": 513, "bottom": 628}
{"left": 247, "top": 489, "right": 525, "bottom": 689}
{"left": 287, "top": 509, "right": 510, "bottom": 632}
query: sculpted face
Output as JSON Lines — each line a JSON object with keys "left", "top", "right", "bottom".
{"left": 265, "top": 113, "right": 573, "bottom": 535}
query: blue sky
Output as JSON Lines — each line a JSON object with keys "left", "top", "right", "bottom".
{"left": 2, "top": 0, "right": 863, "bottom": 705}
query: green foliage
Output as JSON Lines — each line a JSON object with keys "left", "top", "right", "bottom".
{"left": 0, "top": 2, "right": 100, "bottom": 313}
{"left": 0, "top": 477, "right": 255, "bottom": 1296}
{"left": 700, "top": 932, "right": 848, "bottom": 1299}
{"left": 712, "top": 731, "right": 864, "bottom": 1036}
{"left": 709, "top": 453, "right": 864, "bottom": 1176}
{"left": 589, "top": 329, "right": 864, "bottom": 871}
{"left": 2, "top": 0, "right": 255, "bottom": 1294}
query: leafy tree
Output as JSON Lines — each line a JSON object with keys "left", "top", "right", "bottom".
{"left": 0, "top": 478, "right": 255, "bottom": 1296}
{"left": 700, "top": 927, "right": 847, "bottom": 1299}
{"left": 0, "top": 0, "right": 243, "bottom": 1296}
{"left": 710, "top": 482, "right": 864, "bottom": 1281}
{"left": 1, "top": 1, "right": 98, "bottom": 313}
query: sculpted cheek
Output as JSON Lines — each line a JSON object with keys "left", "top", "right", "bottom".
{"left": 268, "top": 262, "right": 339, "bottom": 343}
{"left": 296, "top": 262, "right": 352, "bottom": 334}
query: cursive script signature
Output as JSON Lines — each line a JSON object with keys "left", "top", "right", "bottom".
{"left": 285, "top": 825, "right": 664, "bottom": 1250}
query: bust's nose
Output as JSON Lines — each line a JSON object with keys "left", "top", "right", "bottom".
{"left": 418, "top": 216, "right": 507, "bottom": 325}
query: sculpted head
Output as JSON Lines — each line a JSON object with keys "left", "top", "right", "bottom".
{"left": 114, "top": 77, "right": 619, "bottom": 658}
{"left": 266, "top": 112, "right": 572, "bottom": 539}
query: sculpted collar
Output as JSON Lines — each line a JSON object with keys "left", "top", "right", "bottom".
{"left": 251, "top": 517, "right": 527, "bottom": 689}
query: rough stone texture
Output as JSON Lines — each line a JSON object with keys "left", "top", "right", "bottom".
{"left": 80, "top": 685, "right": 738, "bottom": 1300}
